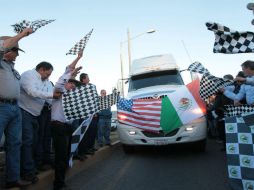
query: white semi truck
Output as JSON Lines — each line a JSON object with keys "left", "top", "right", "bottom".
{"left": 117, "top": 54, "right": 207, "bottom": 153}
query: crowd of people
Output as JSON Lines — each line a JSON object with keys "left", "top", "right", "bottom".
{"left": 206, "top": 60, "right": 254, "bottom": 150}
{"left": 0, "top": 31, "right": 113, "bottom": 189}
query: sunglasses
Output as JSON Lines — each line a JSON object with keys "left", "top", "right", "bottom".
{"left": 11, "top": 47, "right": 19, "bottom": 52}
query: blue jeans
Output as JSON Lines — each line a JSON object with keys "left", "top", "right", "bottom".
{"left": 0, "top": 103, "right": 22, "bottom": 182}
{"left": 97, "top": 118, "right": 111, "bottom": 145}
{"left": 20, "top": 109, "right": 39, "bottom": 175}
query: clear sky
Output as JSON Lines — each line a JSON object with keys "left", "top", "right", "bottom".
{"left": 1, "top": 0, "right": 254, "bottom": 94}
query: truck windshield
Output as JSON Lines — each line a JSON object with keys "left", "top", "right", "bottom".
{"left": 128, "top": 70, "right": 184, "bottom": 91}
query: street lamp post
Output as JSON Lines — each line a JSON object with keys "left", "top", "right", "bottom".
{"left": 127, "top": 28, "right": 132, "bottom": 72}
{"left": 120, "top": 42, "right": 124, "bottom": 97}
{"left": 127, "top": 28, "right": 156, "bottom": 72}
{"left": 120, "top": 28, "right": 156, "bottom": 97}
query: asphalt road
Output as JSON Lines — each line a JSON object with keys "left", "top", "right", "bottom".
{"left": 67, "top": 139, "right": 232, "bottom": 190}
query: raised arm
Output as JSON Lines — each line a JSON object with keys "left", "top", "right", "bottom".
{"left": 245, "top": 77, "right": 254, "bottom": 85}
{"left": 54, "top": 51, "right": 83, "bottom": 93}
{"left": 68, "top": 51, "right": 83, "bottom": 70}
{"left": 70, "top": 66, "right": 82, "bottom": 79}
{"left": 3, "top": 28, "right": 33, "bottom": 49}
{"left": 234, "top": 76, "right": 254, "bottom": 86}
{"left": 223, "top": 85, "right": 245, "bottom": 102}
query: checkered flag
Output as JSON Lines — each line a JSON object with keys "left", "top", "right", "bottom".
{"left": 12, "top": 19, "right": 55, "bottom": 33}
{"left": 12, "top": 20, "right": 30, "bottom": 33}
{"left": 225, "top": 105, "right": 254, "bottom": 117}
{"left": 187, "top": 61, "right": 233, "bottom": 101}
{"left": 225, "top": 113, "right": 254, "bottom": 190}
{"left": 62, "top": 84, "right": 99, "bottom": 121}
{"left": 30, "top": 19, "right": 55, "bottom": 32}
{"left": 99, "top": 91, "right": 120, "bottom": 110}
{"left": 199, "top": 74, "right": 233, "bottom": 101}
{"left": 206, "top": 22, "right": 254, "bottom": 53}
{"left": 66, "top": 29, "right": 93, "bottom": 55}
{"left": 187, "top": 62, "right": 210, "bottom": 75}
{"left": 69, "top": 115, "right": 93, "bottom": 167}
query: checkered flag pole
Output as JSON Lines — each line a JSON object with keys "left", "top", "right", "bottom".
{"left": 69, "top": 115, "right": 93, "bottom": 167}
{"left": 187, "top": 62, "right": 210, "bottom": 75}
{"left": 66, "top": 29, "right": 93, "bottom": 55}
{"left": 224, "top": 105, "right": 254, "bottom": 117}
{"left": 12, "top": 19, "right": 55, "bottom": 33}
{"left": 206, "top": 22, "right": 254, "bottom": 53}
{"left": 225, "top": 113, "right": 254, "bottom": 190}
{"left": 62, "top": 83, "right": 99, "bottom": 121}
{"left": 99, "top": 91, "right": 120, "bottom": 110}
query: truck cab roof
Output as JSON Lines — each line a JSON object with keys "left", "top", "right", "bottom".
{"left": 129, "top": 54, "right": 179, "bottom": 77}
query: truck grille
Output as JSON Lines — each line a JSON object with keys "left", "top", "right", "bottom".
{"left": 139, "top": 95, "right": 167, "bottom": 100}
{"left": 142, "top": 128, "right": 179, "bottom": 138}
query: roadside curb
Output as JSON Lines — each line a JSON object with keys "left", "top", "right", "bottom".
{"left": 23, "top": 140, "right": 120, "bottom": 190}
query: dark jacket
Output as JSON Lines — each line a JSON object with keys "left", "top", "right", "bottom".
{"left": 214, "top": 92, "right": 233, "bottom": 118}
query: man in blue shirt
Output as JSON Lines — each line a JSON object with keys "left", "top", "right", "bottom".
{"left": 222, "top": 61, "right": 254, "bottom": 106}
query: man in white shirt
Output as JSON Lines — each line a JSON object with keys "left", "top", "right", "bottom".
{"left": 19, "top": 62, "right": 62, "bottom": 183}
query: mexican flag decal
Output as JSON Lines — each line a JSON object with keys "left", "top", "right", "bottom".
{"left": 160, "top": 79, "right": 206, "bottom": 133}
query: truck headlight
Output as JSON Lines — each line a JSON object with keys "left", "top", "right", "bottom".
{"left": 129, "top": 131, "right": 136, "bottom": 135}
{"left": 185, "top": 126, "right": 194, "bottom": 131}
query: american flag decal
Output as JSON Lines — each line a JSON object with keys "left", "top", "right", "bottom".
{"left": 117, "top": 98, "right": 162, "bottom": 132}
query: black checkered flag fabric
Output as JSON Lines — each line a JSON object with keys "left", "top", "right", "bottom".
{"left": 69, "top": 115, "right": 93, "bottom": 167}
{"left": 12, "top": 19, "right": 55, "bottom": 33}
{"left": 225, "top": 105, "right": 254, "bottom": 117}
{"left": 12, "top": 20, "right": 30, "bottom": 33}
{"left": 99, "top": 91, "right": 120, "bottom": 110}
{"left": 225, "top": 113, "right": 254, "bottom": 190}
{"left": 187, "top": 61, "right": 233, "bottom": 101}
{"left": 62, "top": 84, "right": 99, "bottom": 121}
{"left": 30, "top": 20, "right": 55, "bottom": 32}
{"left": 206, "top": 22, "right": 254, "bottom": 53}
{"left": 187, "top": 62, "right": 210, "bottom": 75}
{"left": 199, "top": 74, "right": 233, "bottom": 101}
{"left": 66, "top": 29, "right": 93, "bottom": 55}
